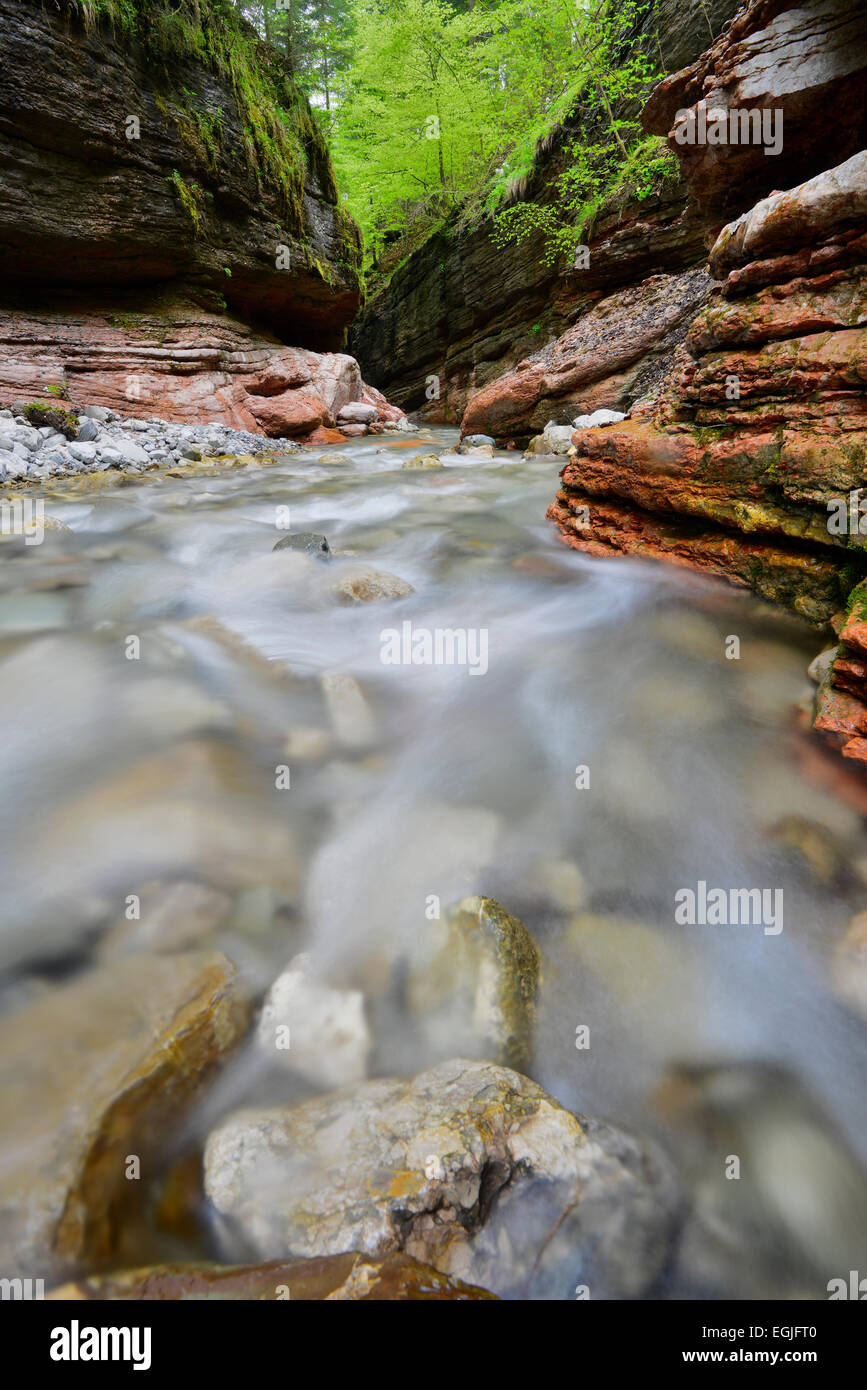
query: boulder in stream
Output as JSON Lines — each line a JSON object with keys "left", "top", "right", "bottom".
{"left": 0, "top": 951, "right": 250, "bottom": 1280}
{"left": 204, "top": 1057, "right": 680, "bottom": 1299}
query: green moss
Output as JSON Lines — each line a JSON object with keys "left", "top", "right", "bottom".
{"left": 63, "top": 0, "right": 347, "bottom": 243}
{"left": 22, "top": 403, "right": 79, "bottom": 439}
{"left": 167, "top": 168, "right": 203, "bottom": 233}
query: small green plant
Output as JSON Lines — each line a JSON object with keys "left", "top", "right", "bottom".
{"left": 44, "top": 381, "right": 69, "bottom": 400}
{"left": 223, "top": 266, "right": 232, "bottom": 277}
{"left": 168, "top": 169, "right": 204, "bottom": 234}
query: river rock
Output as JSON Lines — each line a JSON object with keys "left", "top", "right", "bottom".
{"left": 321, "top": 671, "right": 376, "bottom": 748}
{"left": 203, "top": 1058, "right": 680, "bottom": 1299}
{"left": 48, "top": 1252, "right": 495, "bottom": 1300}
{"left": 98, "top": 881, "right": 233, "bottom": 960}
{"left": 402, "top": 453, "right": 442, "bottom": 469}
{"left": 331, "top": 564, "right": 414, "bottom": 604}
{"left": 337, "top": 402, "right": 378, "bottom": 425}
{"left": 273, "top": 531, "right": 331, "bottom": 560}
{"left": 831, "top": 910, "right": 867, "bottom": 1019}
{"left": 257, "top": 954, "right": 371, "bottom": 1089}
{"left": 572, "top": 409, "right": 626, "bottom": 428}
{"left": 316, "top": 452, "right": 350, "bottom": 465}
{"left": 408, "top": 896, "right": 540, "bottom": 1071}
{"left": 0, "top": 951, "right": 250, "bottom": 1280}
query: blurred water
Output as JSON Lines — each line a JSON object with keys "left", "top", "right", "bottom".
{"left": 1, "top": 427, "right": 866, "bottom": 1293}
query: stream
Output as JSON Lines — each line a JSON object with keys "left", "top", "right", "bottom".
{"left": 2, "top": 425, "right": 867, "bottom": 1295}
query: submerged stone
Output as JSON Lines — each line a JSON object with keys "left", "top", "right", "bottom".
{"left": 203, "top": 1057, "right": 679, "bottom": 1299}
{"left": 273, "top": 531, "right": 332, "bottom": 560}
{"left": 408, "top": 895, "right": 540, "bottom": 1071}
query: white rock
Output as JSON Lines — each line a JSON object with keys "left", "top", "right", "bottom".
{"left": 257, "top": 954, "right": 371, "bottom": 1089}
{"left": 572, "top": 409, "right": 627, "bottom": 429}
{"left": 337, "top": 402, "right": 378, "bottom": 425}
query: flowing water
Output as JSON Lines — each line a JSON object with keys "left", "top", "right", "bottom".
{"left": 2, "top": 426, "right": 867, "bottom": 1294}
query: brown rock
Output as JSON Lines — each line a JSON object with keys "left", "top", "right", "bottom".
{"left": 0, "top": 952, "right": 250, "bottom": 1280}
{"left": 642, "top": 0, "right": 867, "bottom": 221}
{"left": 247, "top": 389, "right": 326, "bottom": 437}
{"left": 48, "top": 1252, "right": 495, "bottom": 1301}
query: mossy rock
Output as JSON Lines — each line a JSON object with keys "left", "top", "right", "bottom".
{"left": 409, "top": 895, "right": 540, "bottom": 1072}
{"left": 21, "top": 403, "right": 79, "bottom": 439}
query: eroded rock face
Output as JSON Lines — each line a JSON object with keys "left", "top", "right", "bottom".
{"left": 48, "top": 1253, "right": 496, "bottom": 1301}
{"left": 643, "top": 0, "right": 867, "bottom": 222}
{"left": 0, "top": 0, "right": 359, "bottom": 344}
{"left": 0, "top": 292, "right": 403, "bottom": 438}
{"left": 0, "top": 4, "right": 405, "bottom": 438}
{"left": 0, "top": 951, "right": 250, "bottom": 1281}
{"left": 203, "top": 1058, "right": 680, "bottom": 1299}
{"left": 460, "top": 269, "right": 712, "bottom": 439}
{"left": 549, "top": 151, "right": 867, "bottom": 626}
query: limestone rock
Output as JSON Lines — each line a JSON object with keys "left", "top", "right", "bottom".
{"left": 408, "top": 896, "right": 540, "bottom": 1072}
{"left": 98, "top": 881, "right": 233, "bottom": 960}
{"left": 643, "top": 0, "right": 867, "bottom": 222}
{"left": 257, "top": 954, "right": 372, "bottom": 1090}
{"left": 203, "top": 1058, "right": 680, "bottom": 1299}
{"left": 0, "top": 951, "right": 250, "bottom": 1280}
{"left": 401, "top": 453, "right": 443, "bottom": 469}
{"left": 331, "top": 565, "right": 414, "bottom": 604}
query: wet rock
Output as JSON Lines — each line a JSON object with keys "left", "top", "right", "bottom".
{"left": 48, "top": 1252, "right": 495, "bottom": 1300}
{"left": 408, "top": 896, "right": 540, "bottom": 1072}
{"left": 765, "top": 814, "right": 850, "bottom": 886}
{"left": 808, "top": 646, "right": 839, "bottom": 685}
{"left": 21, "top": 739, "right": 300, "bottom": 963}
{"left": 283, "top": 725, "right": 333, "bottom": 761}
{"left": 321, "top": 671, "right": 376, "bottom": 748}
{"left": 831, "top": 911, "right": 867, "bottom": 1019}
{"left": 331, "top": 564, "right": 414, "bottom": 604}
{"left": 315, "top": 452, "right": 350, "bottom": 465}
{"left": 203, "top": 1058, "right": 679, "bottom": 1299}
{"left": 273, "top": 532, "right": 331, "bottom": 560}
{"left": 656, "top": 1060, "right": 867, "bottom": 1298}
{"left": 337, "top": 402, "right": 378, "bottom": 425}
{"left": 0, "top": 951, "right": 250, "bottom": 1280}
{"left": 257, "top": 954, "right": 371, "bottom": 1090}
{"left": 401, "top": 453, "right": 442, "bottom": 469}
{"left": 98, "top": 881, "right": 233, "bottom": 960}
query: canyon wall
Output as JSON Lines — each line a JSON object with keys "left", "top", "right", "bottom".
{"left": 543, "top": 0, "right": 867, "bottom": 761}
{"left": 0, "top": 1, "right": 396, "bottom": 436}
{"left": 348, "top": 0, "right": 742, "bottom": 424}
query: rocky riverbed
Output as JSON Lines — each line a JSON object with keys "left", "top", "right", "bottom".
{"left": 1, "top": 426, "right": 867, "bottom": 1299}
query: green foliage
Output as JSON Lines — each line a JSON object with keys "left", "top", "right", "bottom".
{"left": 492, "top": 134, "right": 679, "bottom": 267}
{"left": 328, "top": 0, "right": 678, "bottom": 275}
{"left": 167, "top": 168, "right": 204, "bottom": 233}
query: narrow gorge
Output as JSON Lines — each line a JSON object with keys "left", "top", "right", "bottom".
{"left": 1, "top": 0, "right": 867, "bottom": 1326}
